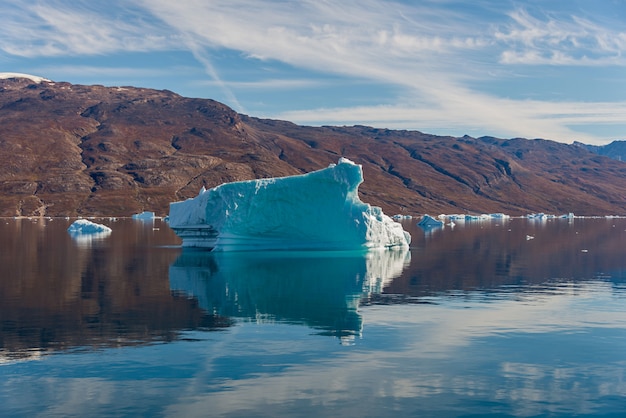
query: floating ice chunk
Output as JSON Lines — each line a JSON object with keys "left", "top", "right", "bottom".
{"left": 465, "top": 214, "right": 487, "bottom": 221}
{"left": 417, "top": 214, "right": 444, "bottom": 229}
{"left": 527, "top": 213, "right": 555, "bottom": 220}
{"left": 168, "top": 158, "right": 411, "bottom": 251}
{"left": 489, "top": 213, "right": 510, "bottom": 219}
{"left": 67, "top": 219, "right": 112, "bottom": 247}
{"left": 132, "top": 211, "right": 156, "bottom": 220}
{"left": 67, "top": 219, "right": 112, "bottom": 235}
{"left": 442, "top": 213, "right": 510, "bottom": 222}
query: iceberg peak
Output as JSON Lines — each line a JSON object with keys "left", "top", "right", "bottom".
{"left": 169, "top": 158, "right": 410, "bottom": 251}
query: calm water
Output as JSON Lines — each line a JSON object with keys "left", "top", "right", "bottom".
{"left": 1, "top": 216, "right": 626, "bottom": 417}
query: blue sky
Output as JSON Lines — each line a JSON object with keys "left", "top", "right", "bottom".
{"left": 1, "top": 0, "right": 625, "bottom": 145}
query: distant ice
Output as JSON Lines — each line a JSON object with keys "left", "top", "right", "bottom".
{"left": 445, "top": 213, "right": 510, "bottom": 222}
{"left": 526, "top": 212, "right": 576, "bottom": 220}
{"left": 132, "top": 211, "right": 156, "bottom": 220}
{"left": 417, "top": 214, "right": 444, "bottom": 229}
{"left": 67, "top": 219, "right": 112, "bottom": 235}
{"left": 168, "top": 158, "right": 411, "bottom": 251}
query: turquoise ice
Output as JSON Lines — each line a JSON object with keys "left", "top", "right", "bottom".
{"left": 168, "top": 158, "right": 411, "bottom": 251}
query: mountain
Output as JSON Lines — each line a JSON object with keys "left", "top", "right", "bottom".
{"left": 1, "top": 75, "right": 626, "bottom": 217}
{"left": 574, "top": 140, "right": 626, "bottom": 162}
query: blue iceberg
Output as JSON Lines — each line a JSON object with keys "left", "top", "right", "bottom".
{"left": 67, "top": 219, "right": 112, "bottom": 235}
{"left": 168, "top": 158, "right": 411, "bottom": 251}
{"left": 417, "top": 214, "right": 444, "bottom": 229}
{"left": 132, "top": 211, "right": 156, "bottom": 220}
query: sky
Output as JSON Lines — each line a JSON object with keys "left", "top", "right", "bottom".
{"left": 1, "top": 0, "right": 625, "bottom": 145}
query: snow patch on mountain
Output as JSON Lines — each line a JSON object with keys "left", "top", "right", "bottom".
{"left": 0, "top": 72, "right": 51, "bottom": 83}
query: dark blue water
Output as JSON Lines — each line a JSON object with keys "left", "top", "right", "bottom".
{"left": 1, "top": 217, "right": 626, "bottom": 417}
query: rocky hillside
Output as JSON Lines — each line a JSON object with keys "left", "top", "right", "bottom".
{"left": 1, "top": 76, "right": 626, "bottom": 217}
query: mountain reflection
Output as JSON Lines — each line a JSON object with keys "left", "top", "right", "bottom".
{"left": 169, "top": 248, "right": 411, "bottom": 340}
{"left": 0, "top": 218, "right": 230, "bottom": 362}
{"left": 3, "top": 217, "right": 626, "bottom": 362}
{"left": 383, "top": 218, "right": 626, "bottom": 302}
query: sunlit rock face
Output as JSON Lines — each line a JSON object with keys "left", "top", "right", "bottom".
{"left": 4, "top": 76, "right": 626, "bottom": 218}
{"left": 168, "top": 158, "right": 411, "bottom": 251}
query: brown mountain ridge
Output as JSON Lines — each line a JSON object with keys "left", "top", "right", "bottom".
{"left": 1, "top": 76, "right": 625, "bottom": 217}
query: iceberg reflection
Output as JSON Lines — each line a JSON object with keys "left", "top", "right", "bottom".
{"left": 169, "top": 248, "right": 410, "bottom": 340}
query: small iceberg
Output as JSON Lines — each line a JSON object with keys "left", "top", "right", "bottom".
{"left": 417, "top": 214, "right": 444, "bottom": 229}
{"left": 67, "top": 219, "right": 112, "bottom": 235}
{"left": 67, "top": 219, "right": 112, "bottom": 246}
{"left": 527, "top": 213, "right": 555, "bottom": 220}
{"left": 132, "top": 211, "right": 156, "bottom": 220}
{"left": 168, "top": 158, "right": 411, "bottom": 251}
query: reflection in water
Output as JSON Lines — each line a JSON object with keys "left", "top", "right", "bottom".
{"left": 0, "top": 218, "right": 228, "bottom": 362}
{"left": 2, "top": 218, "right": 626, "bottom": 417}
{"left": 384, "top": 217, "right": 626, "bottom": 301}
{"left": 169, "top": 248, "right": 410, "bottom": 341}
{"left": 67, "top": 230, "right": 112, "bottom": 248}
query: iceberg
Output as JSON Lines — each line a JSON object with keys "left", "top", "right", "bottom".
{"left": 67, "top": 219, "right": 112, "bottom": 247}
{"left": 67, "top": 219, "right": 112, "bottom": 235}
{"left": 168, "top": 158, "right": 411, "bottom": 251}
{"left": 417, "top": 214, "right": 444, "bottom": 229}
{"left": 132, "top": 211, "right": 156, "bottom": 220}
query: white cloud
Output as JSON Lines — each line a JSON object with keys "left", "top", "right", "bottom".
{"left": 496, "top": 8, "right": 626, "bottom": 66}
{"left": 132, "top": 1, "right": 626, "bottom": 143}
{"left": 1, "top": 0, "right": 625, "bottom": 143}
{"left": 0, "top": 1, "right": 176, "bottom": 57}
{"left": 198, "top": 78, "right": 330, "bottom": 90}
{"left": 274, "top": 98, "right": 626, "bottom": 144}
{"left": 32, "top": 65, "right": 177, "bottom": 79}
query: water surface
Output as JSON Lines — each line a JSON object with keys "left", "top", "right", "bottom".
{"left": 1, "top": 217, "right": 625, "bottom": 417}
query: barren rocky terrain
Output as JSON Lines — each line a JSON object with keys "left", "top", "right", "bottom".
{"left": 1, "top": 76, "right": 625, "bottom": 217}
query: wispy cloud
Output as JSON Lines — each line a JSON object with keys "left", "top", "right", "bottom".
{"left": 1, "top": 0, "right": 625, "bottom": 143}
{"left": 197, "top": 78, "right": 330, "bottom": 90}
{"left": 31, "top": 65, "right": 178, "bottom": 79}
{"left": 133, "top": 0, "right": 626, "bottom": 142}
{"left": 496, "top": 8, "right": 626, "bottom": 66}
{"left": 275, "top": 99, "right": 626, "bottom": 143}
{"left": 183, "top": 40, "right": 245, "bottom": 113}
{"left": 0, "top": 2, "right": 175, "bottom": 57}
